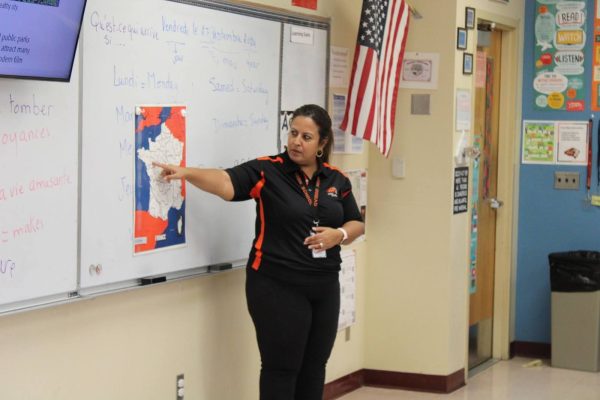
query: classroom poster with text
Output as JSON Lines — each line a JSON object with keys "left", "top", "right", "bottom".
{"left": 592, "top": 0, "right": 600, "bottom": 110}
{"left": 533, "top": 0, "right": 587, "bottom": 111}
{"left": 134, "top": 106, "right": 187, "bottom": 254}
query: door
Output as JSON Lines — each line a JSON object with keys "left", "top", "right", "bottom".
{"left": 469, "top": 27, "right": 502, "bottom": 370}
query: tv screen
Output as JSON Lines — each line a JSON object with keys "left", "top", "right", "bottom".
{"left": 0, "top": 0, "right": 87, "bottom": 81}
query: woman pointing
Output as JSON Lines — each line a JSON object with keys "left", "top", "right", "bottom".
{"left": 155, "top": 104, "right": 364, "bottom": 400}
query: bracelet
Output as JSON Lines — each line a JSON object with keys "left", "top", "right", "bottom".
{"left": 337, "top": 227, "right": 348, "bottom": 245}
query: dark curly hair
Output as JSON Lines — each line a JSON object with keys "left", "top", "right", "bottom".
{"left": 291, "top": 104, "right": 334, "bottom": 163}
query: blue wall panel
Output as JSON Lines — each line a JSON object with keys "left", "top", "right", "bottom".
{"left": 517, "top": 0, "right": 600, "bottom": 343}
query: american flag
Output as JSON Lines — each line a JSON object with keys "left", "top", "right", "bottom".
{"left": 341, "top": 0, "right": 410, "bottom": 157}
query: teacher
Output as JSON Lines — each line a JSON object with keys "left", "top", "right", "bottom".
{"left": 155, "top": 104, "right": 365, "bottom": 400}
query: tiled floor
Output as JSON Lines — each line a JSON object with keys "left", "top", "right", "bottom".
{"left": 337, "top": 357, "right": 600, "bottom": 400}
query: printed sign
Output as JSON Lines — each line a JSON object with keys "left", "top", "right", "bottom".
{"left": 522, "top": 120, "right": 556, "bottom": 163}
{"left": 453, "top": 167, "right": 469, "bottom": 214}
{"left": 556, "top": 121, "right": 588, "bottom": 164}
{"left": 593, "top": 0, "right": 600, "bottom": 110}
{"left": 522, "top": 119, "right": 589, "bottom": 164}
{"left": 534, "top": 0, "right": 587, "bottom": 111}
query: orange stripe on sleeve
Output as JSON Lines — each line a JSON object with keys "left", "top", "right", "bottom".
{"left": 323, "top": 162, "right": 348, "bottom": 177}
{"left": 250, "top": 172, "right": 266, "bottom": 270}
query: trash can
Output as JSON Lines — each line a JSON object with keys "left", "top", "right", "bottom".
{"left": 549, "top": 251, "right": 600, "bottom": 372}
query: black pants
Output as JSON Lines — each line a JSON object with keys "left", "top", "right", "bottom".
{"left": 246, "top": 268, "right": 340, "bottom": 400}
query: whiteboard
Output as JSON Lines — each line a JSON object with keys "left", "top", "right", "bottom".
{"left": 80, "top": 0, "right": 283, "bottom": 291}
{"left": 0, "top": 56, "right": 79, "bottom": 308}
{"left": 0, "top": 0, "right": 329, "bottom": 308}
{"left": 279, "top": 22, "right": 328, "bottom": 150}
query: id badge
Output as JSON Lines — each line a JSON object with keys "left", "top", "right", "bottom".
{"left": 312, "top": 248, "right": 326, "bottom": 258}
{"left": 310, "top": 231, "right": 326, "bottom": 258}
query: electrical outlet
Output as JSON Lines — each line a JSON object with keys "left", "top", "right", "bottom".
{"left": 176, "top": 374, "right": 184, "bottom": 400}
{"left": 554, "top": 171, "right": 580, "bottom": 190}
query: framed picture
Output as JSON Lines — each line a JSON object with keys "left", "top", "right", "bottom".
{"left": 399, "top": 52, "right": 440, "bottom": 89}
{"left": 463, "top": 52, "right": 474, "bottom": 75}
{"left": 457, "top": 28, "right": 467, "bottom": 50}
{"left": 465, "top": 7, "right": 476, "bottom": 30}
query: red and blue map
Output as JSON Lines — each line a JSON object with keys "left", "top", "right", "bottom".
{"left": 134, "top": 106, "right": 186, "bottom": 254}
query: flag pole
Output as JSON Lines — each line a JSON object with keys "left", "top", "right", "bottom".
{"left": 406, "top": 1, "right": 422, "bottom": 19}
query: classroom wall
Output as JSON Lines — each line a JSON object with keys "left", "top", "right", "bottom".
{"left": 0, "top": 0, "right": 534, "bottom": 398}
{"left": 0, "top": 1, "right": 367, "bottom": 399}
{"left": 516, "top": 0, "right": 600, "bottom": 344}
{"left": 365, "top": 0, "right": 525, "bottom": 376}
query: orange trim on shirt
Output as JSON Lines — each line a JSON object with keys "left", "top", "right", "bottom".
{"left": 250, "top": 172, "right": 266, "bottom": 270}
{"left": 323, "top": 162, "right": 347, "bottom": 177}
{"left": 257, "top": 156, "right": 284, "bottom": 164}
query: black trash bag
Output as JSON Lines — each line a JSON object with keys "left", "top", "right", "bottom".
{"left": 549, "top": 251, "right": 600, "bottom": 292}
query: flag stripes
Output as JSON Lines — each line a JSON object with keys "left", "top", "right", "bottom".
{"left": 341, "top": 0, "right": 410, "bottom": 157}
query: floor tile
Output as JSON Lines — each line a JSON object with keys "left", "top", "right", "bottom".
{"left": 337, "top": 358, "right": 600, "bottom": 400}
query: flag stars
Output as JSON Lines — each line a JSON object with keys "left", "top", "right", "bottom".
{"left": 345, "top": 0, "right": 408, "bottom": 157}
{"left": 358, "top": 0, "right": 390, "bottom": 52}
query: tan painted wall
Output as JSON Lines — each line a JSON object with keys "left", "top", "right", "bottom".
{"left": 365, "top": 0, "right": 524, "bottom": 375}
{"left": 0, "top": 0, "right": 526, "bottom": 398}
{"left": 0, "top": 1, "right": 366, "bottom": 399}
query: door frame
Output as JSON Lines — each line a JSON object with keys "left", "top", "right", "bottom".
{"left": 471, "top": 11, "right": 522, "bottom": 361}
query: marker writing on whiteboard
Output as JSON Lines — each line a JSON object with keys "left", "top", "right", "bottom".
{"left": 0, "top": 258, "right": 16, "bottom": 279}
{"left": 0, "top": 217, "right": 44, "bottom": 244}
{"left": 118, "top": 176, "right": 132, "bottom": 201}
{"left": 0, "top": 127, "right": 51, "bottom": 155}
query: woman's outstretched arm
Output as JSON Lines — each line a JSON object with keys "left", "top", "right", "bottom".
{"left": 153, "top": 162, "right": 234, "bottom": 201}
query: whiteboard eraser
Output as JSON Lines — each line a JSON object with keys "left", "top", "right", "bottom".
{"left": 208, "top": 263, "right": 233, "bottom": 272}
{"left": 140, "top": 276, "right": 166, "bottom": 285}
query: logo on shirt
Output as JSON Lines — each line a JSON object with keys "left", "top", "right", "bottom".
{"left": 326, "top": 186, "right": 338, "bottom": 198}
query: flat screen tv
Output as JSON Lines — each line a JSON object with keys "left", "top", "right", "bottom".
{"left": 0, "top": 0, "right": 87, "bottom": 82}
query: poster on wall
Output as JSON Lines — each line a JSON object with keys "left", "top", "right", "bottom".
{"left": 593, "top": 0, "right": 600, "bottom": 110}
{"left": 399, "top": 52, "right": 440, "bottom": 90}
{"left": 455, "top": 89, "right": 472, "bottom": 132}
{"left": 556, "top": 121, "right": 589, "bottom": 164}
{"left": 522, "top": 119, "right": 589, "bottom": 164}
{"left": 134, "top": 105, "right": 187, "bottom": 254}
{"left": 332, "top": 93, "right": 363, "bottom": 154}
{"left": 346, "top": 169, "right": 368, "bottom": 241}
{"left": 469, "top": 135, "right": 482, "bottom": 294}
{"left": 453, "top": 167, "right": 469, "bottom": 214}
{"left": 338, "top": 249, "right": 356, "bottom": 331}
{"left": 522, "top": 120, "right": 556, "bottom": 163}
{"left": 533, "top": 0, "right": 587, "bottom": 111}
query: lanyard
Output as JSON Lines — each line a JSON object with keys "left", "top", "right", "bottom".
{"left": 295, "top": 173, "right": 321, "bottom": 226}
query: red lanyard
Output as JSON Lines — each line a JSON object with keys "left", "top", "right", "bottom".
{"left": 296, "top": 173, "right": 321, "bottom": 225}
{"left": 296, "top": 173, "right": 320, "bottom": 206}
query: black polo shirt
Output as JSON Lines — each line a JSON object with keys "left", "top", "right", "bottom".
{"left": 226, "top": 151, "right": 362, "bottom": 284}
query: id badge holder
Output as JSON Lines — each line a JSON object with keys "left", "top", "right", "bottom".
{"left": 310, "top": 230, "right": 326, "bottom": 258}
{"left": 312, "top": 248, "right": 327, "bottom": 258}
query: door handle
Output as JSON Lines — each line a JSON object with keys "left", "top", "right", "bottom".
{"left": 486, "top": 198, "right": 504, "bottom": 209}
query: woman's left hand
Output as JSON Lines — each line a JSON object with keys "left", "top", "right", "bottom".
{"left": 304, "top": 226, "right": 344, "bottom": 251}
